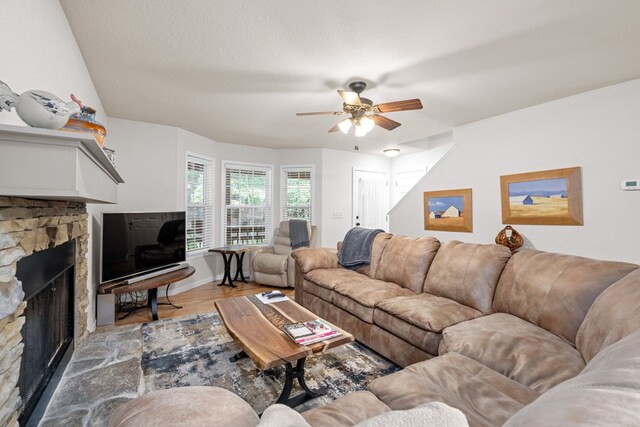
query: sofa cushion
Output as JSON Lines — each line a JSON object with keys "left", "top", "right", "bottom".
{"left": 440, "top": 313, "right": 585, "bottom": 393}
{"left": 576, "top": 268, "right": 640, "bottom": 363}
{"left": 303, "top": 280, "right": 334, "bottom": 303}
{"left": 354, "top": 402, "right": 469, "bottom": 427}
{"left": 374, "top": 294, "right": 484, "bottom": 355}
{"left": 305, "top": 268, "right": 369, "bottom": 291}
{"left": 493, "top": 250, "right": 637, "bottom": 344}
{"left": 302, "top": 391, "right": 391, "bottom": 427}
{"left": 368, "top": 352, "right": 539, "bottom": 427}
{"left": 252, "top": 252, "right": 287, "bottom": 274}
{"left": 423, "top": 241, "right": 511, "bottom": 314}
{"left": 354, "top": 232, "right": 393, "bottom": 279}
{"left": 375, "top": 236, "right": 440, "bottom": 293}
{"left": 504, "top": 329, "right": 640, "bottom": 427}
{"left": 373, "top": 310, "right": 442, "bottom": 355}
{"left": 333, "top": 279, "right": 415, "bottom": 323}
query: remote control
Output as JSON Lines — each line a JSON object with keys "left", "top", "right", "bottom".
{"left": 267, "top": 292, "right": 284, "bottom": 299}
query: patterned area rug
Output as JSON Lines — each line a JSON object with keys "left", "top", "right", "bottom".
{"left": 141, "top": 312, "right": 399, "bottom": 413}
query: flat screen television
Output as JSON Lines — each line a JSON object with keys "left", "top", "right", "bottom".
{"left": 101, "top": 211, "right": 186, "bottom": 283}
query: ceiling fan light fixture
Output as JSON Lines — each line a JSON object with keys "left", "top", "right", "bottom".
{"left": 383, "top": 148, "right": 401, "bottom": 157}
{"left": 338, "top": 118, "right": 352, "bottom": 134}
{"left": 355, "top": 123, "right": 368, "bottom": 137}
{"left": 360, "top": 116, "right": 375, "bottom": 133}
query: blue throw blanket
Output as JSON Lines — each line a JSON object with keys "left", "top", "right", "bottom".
{"left": 338, "top": 227, "right": 384, "bottom": 270}
{"left": 289, "top": 219, "right": 310, "bottom": 250}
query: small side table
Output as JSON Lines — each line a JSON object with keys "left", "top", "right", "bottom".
{"left": 208, "top": 246, "right": 251, "bottom": 287}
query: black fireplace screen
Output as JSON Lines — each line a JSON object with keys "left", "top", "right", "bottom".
{"left": 16, "top": 240, "right": 75, "bottom": 424}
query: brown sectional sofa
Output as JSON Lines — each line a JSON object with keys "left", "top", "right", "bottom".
{"left": 292, "top": 234, "right": 640, "bottom": 426}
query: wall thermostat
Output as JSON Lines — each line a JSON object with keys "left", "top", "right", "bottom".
{"left": 620, "top": 179, "right": 640, "bottom": 191}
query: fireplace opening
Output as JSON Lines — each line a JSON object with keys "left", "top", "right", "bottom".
{"left": 16, "top": 240, "right": 75, "bottom": 425}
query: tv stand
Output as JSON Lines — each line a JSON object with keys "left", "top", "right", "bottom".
{"left": 98, "top": 266, "right": 195, "bottom": 321}
{"left": 123, "top": 263, "right": 188, "bottom": 285}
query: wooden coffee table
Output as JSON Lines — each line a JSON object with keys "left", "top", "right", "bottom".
{"left": 214, "top": 295, "right": 354, "bottom": 407}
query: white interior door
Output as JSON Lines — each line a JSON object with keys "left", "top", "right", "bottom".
{"left": 353, "top": 169, "right": 389, "bottom": 231}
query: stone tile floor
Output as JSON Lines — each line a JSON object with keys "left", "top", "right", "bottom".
{"left": 40, "top": 324, "right": 144, "bottom": 426}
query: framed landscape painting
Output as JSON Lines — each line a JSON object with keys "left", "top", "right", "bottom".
{"left": 500, "top": 167, "right": 583, "bottom": 225}
{"left": 423, "top": 188, "right": 472, "bottom": 232}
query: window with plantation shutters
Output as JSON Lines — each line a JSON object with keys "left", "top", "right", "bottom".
{"left": 223, "top": 162, "right": 272, "bottom": 245}
{"left": 281, "top": 166, "right": 313, "bottom": 222}
{"left": 186, "top": 154, "right": 214, "bottom": 253}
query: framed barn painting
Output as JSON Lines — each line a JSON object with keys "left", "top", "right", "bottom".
{"left": 423, "top": 188, "right": 473, "bottom": 232}
{"left": 500, "top": 167, "right": 583, "bottom": 225}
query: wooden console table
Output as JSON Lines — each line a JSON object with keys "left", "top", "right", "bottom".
{"left": 98, "top": 266, "right": 195, "bottom": 321}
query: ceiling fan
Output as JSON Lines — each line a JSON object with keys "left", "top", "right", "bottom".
{"left": 296, "top": 81, "right": 423, "bottom": 136}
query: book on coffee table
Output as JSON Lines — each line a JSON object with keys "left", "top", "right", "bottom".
{"left": 283, "top": 319, "right": 342, "bottom": 345}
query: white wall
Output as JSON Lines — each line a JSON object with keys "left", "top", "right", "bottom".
{"left": 321, "top": 149, "right": 392, "bottom": 247}
{"left": 390, "top": 142, "right": 455, "bottom": 206}
{"left": 0, "top": 1, "right": 106, "bottom": 127}
{"left": 0, "top": 0, "right": 107, "bottom": 332}
{"left": 389, "top": 79, "right": 640, "bottom": 264}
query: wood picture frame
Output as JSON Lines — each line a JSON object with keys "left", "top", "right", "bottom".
{"left": 423, "top": 188, "right": 473, "bottom": 232}
{"left": 500, "top": 167, "right": 583, "bottom": 225}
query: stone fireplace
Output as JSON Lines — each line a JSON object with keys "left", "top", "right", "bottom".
{"left": 0, "top": 197, "right": 90, "bottom": 426}
{"left": 0, "top": 123, "right": 124, "bottom": 426}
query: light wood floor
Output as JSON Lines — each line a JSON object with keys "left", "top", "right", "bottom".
{"left": 111, "top": 281, "right": 294, "bottom": 327}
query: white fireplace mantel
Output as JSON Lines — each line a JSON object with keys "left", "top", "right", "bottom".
{"left": 0, "top": 124, "right": 124, "bottom": 203}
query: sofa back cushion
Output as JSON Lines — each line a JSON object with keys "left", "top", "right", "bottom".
{"left": 504, "top": 329, "right": 640, "bottom": 427}
{"left": 355, "top": 232, "right": 393, "bottom": 279}
{"left": 376, "top": 236, "right": 440, "bottom": 294}
{"left": 493, "top": 250, "right": 637, "bottom": 344}
{"left": 424, "top": 241, "right": 511, "bottom": 314}
{"left": 576, "top": 268, "right": 640, "bottom": 363}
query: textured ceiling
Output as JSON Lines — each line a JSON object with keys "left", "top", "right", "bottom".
{"left": 60, "top": 0, "right": 640, "bottom": 155}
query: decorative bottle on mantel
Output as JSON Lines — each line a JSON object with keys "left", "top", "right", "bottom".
{"left": 61, "top": 94, "right": 107, "bottom": 146}
{"left": 0, "top": 80, "right": 80, "bottom": 129}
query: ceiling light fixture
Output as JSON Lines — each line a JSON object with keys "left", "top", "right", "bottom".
{"left": 354, "top": 123, "right": 368, "bottom": 137}
{"left": 383, "top": 148, "right": 401, "bottom": 157}
{"left": 359, "top": 116, "right": 374, "bottom": 133}
{"left": 352, "top": 116, "right": 375, "bottom": 137}
{"left": 338, "top": 118, "right": 352, "bottom": 134}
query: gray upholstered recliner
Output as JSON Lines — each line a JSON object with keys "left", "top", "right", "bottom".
{"left": 250, "top": 221, "right": 318, "bottom": 288}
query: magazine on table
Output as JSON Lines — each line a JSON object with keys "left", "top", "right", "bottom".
{"left": 282, "top": 318, "right": 342, "bottom": 344}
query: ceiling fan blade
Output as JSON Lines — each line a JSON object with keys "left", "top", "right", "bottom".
{"left": 371, "top": 114, "right": 401, "bottom": 131}
{"left": 328, "top": 123, "right": 341, "bottom": 133}
{"left": 374, "top": 99, "right": 423, "bottom": 113}
{"left": 296, "top": 111, "right": 344, "bottom": 116}
{"left": 337, "top": 90, "right": 362, "bottom": 106}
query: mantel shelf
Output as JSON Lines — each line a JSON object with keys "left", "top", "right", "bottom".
{"left": 0, "top": 124, "right": 124, "bottom": 204}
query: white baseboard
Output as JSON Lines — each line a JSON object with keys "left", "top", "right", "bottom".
{"left": 167, "top": 271, "right": 249, "bottom": 296}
